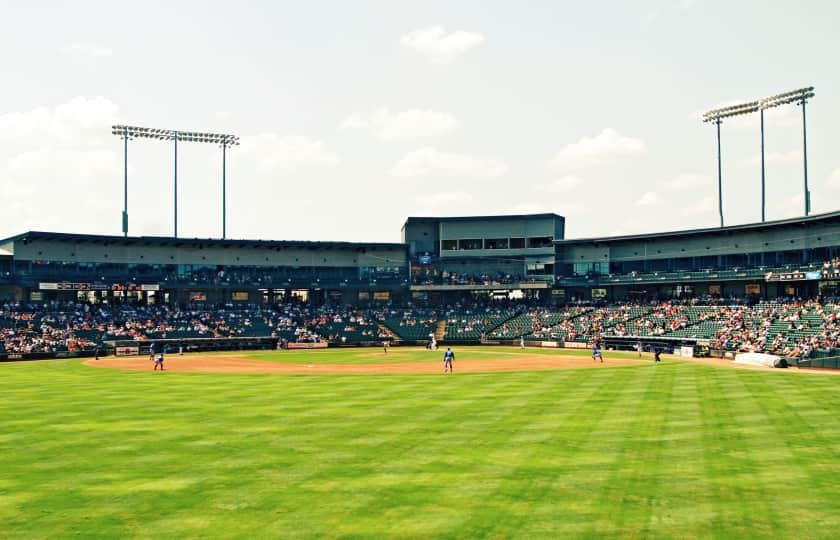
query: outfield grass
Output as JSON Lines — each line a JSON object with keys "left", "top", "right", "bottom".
{"left": 2, "top": 349, "right": 840, "bottom": 538}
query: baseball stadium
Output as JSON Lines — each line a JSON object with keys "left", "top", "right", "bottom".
{"left": 3, "top": 203, "right": 840, "bottom": 537}
{"left": 4, "top": 4, "right": 840, "bottom": 538}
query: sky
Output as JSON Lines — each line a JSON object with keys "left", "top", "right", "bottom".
{"left": 0, "top": 0, "right": 838, "bottom": 243}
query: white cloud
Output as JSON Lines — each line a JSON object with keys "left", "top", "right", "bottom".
{"left": 0, "top": 96, "right": 119, "bottom": 142}
{"left": 761, "top": 105, "right": 801, "bottom": 128}
{"left": 549, "top": 128, "right": 645, "bottom": 172}
{"left": 642, "top": 9, "right": 660, "bottom": 25}
{"left": 0, "top": 97, "right": 127, "bottom": 238}
{"left": 400, "top": 26, "right": 484, "bottom": 64}
{"left": 791, "top": 193, "right": 805, "bottom": 206}
{"left": 737, "top": 149, "right": 802, "bottom": 168}
{"left": 390, "top": 147, "right": 507, "bottom": 178}
{"left": 8, "top": 148, "right": 118, "bottom": 178}
{"left": 767, "top": 192, "right": 805, "bottom": 218}
{"left": 635, "top": 191, "right": 661, "bottom": 206}
{"left": 501, "top": 202, "right": 586, "bottom": 217}
{"left": 0, "top": 97, "right": 121, "bottom": 195}
{"left": 536, "top": 176, "right": 584, "bottom": 193}
{"left": 416, "top": 191, "right": 473, "bottom": 206}
{"left": 238, "top": 134, "right": 340, "bottom": 172}
{"left": 663, "top": 173, "right": 712, "bottom": 189}
{"left": 828, "top": 168, "right": 840, "bottom": 189}
{"left": 340, "top": 108, "right": 457, "bottom": 140}
{"left": 503, "top": 203, "right": 553, "bottom": 214}
{"left": 685, "top": 196, "right": 716, "bottom": 215}
{"left": 61, "top": 43, "right": 114, "bottom": 58}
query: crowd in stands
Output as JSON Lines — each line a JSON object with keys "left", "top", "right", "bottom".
{"left": 706, "top": 301, "right": 840, "bottom": 357}
{"left": 412, "top": 269, "right": 535, "bottom": 286}
{"left": 15, "top": 263, "right": 406, "bottom": 288}
{"left": 822, "top": 258, "right": 840, "bottom": 275}
{"left": 3, "top": 297, "right": 840, "bottom": 360}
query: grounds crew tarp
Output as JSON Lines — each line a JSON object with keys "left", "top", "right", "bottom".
{"left": 734, "top": 352, "right": 786, "bottom": 368}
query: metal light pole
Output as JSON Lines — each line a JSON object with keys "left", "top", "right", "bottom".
{"left": 218, "top": 137, "right": 239, "bottom": 239}
{"left": 174, "top": 133, "right": 178, "bottom": 238}
{"left": 703, "top": 100, "right": 759, "bottom": 228}
{"left": 222, "top": 143, "right": 227, "bottom": 239}
{"left": 111, "top": 125, "right": 239, "bottom": 238}
{"left": 716, "top": 119, "right": 723, "bottom": 228}
{"left": 123, "top": 133, "right": 129, "bottom": 236}
{"left": 760, "top": 108, "right": 765, "bottom": 222}
{"left": 758, "top": 87, "right": 814, "bottom": 217}
{"left": 801, "top": 98, "right": 810, "bottom": 215}
{"left": 111, "top": 127, "right": 132, "bottom": 236}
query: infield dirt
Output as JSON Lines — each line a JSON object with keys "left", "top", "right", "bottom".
{"left": 86, "top": 351, "right": 650, "bottom": 374}
{"left": 83, "top": 349, "right": 840, "bottom": 375}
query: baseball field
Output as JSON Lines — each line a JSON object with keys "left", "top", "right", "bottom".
{"left": 2, "top": 347, "right": 840, "bottom": 538}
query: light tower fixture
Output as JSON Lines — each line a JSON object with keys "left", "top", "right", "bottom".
{"left": 759, "top": 86, "right": 815, "bottom": 216}
{"left": 702, "top": 100, "right": 760, "bottom": 227}
{"left": 701, "top": 85, "right": 814, "bottom": 226}
{"left": 111, "top": 125, "right": 239, "bottom": 238}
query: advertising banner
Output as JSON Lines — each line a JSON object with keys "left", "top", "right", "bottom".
{"left": 287, "top": 342, "right": 329, "bottom": 349}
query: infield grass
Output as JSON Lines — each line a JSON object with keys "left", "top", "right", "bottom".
{"left": 2, "top": 347, "right": 840, "bottom": 539}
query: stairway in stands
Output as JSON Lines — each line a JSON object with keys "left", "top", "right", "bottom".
{"left": 434, "top": 320, "right": 447, "bottom": 341}
{"left": 379, "top": 324, "right": 397, "bottom": 341}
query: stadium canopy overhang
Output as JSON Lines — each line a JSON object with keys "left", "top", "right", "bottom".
{"left": 0, "top": 231, "right": 407, "bottom": 252}
{"left": 554, "top": 209, "right": 840, "bottom": 246}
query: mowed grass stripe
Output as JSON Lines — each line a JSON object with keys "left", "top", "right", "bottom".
{"left": 337, "top": 373, "right": 561, "bottom": 537}
{"left": 734, "top": 373, "right": 840, "bottom": 534}
{"left": 594, "top": 363, "right": 677, "bottom": 538}
{"left": 2, "top": 351, "right": 840, "bottom": 538}
{"left": 697, "top": 367, "right": 786, "bottom": 538}
{"left": 446, "top": 369, "right": 615, "bottom": 538}
{"left": 564, "top": 365, "right": 668, "bottom": 538}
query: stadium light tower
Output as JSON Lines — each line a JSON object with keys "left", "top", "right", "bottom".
{"left": 111, "top": 125, "right": 239, "bottom": 238}
{"left": 219, "top": 135, "right": 239, "bottom": 239}
{"left": 759, "top": 87, "right": 815, "bottom": 216}
{"left": 111, "top": 126, "right": 133, "bottom": 236}
{"left": 702, "top": 100, "right": 760, "bottom": 227}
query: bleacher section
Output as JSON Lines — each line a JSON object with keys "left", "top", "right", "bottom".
{"left": 311, "top": 321, "right": 382, "bottom": 344}
{"left": 382, "top": 314, "right": 437, "bottom": 341}
{"left": 444, "top": 312, "right": 513, "bottom": 341}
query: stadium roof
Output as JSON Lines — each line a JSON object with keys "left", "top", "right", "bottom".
{"left": 0, "top": 231, "right": 406, "bottom": 251}
{"left": 404, "top": 213, "right": 563, "bottom": 225}
{"left": 558, "top": 209, "right": 840, "bottom": 245}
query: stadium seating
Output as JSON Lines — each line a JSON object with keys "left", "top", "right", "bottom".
{"left": 444, "top": 312, "right": 513, "bottom": 340}
{"left": 2, "top": 299, "right": 839, "bottom": 360}
{"left": 382, "top": 314, "right": 437, "bottom": 341}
